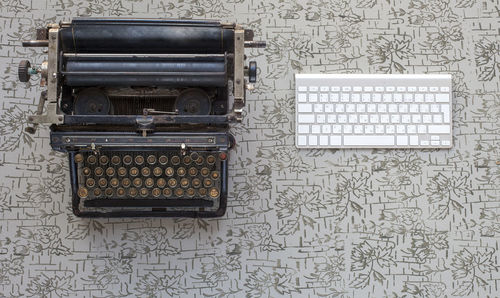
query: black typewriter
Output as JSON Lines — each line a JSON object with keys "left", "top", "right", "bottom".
{"left": 18, "top": 18, "right": 265, "bottom": 217}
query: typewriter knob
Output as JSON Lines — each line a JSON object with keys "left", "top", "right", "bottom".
{"left": 248, "top": 61, "right": 257, "bottom": 83}
{"left": 18, "top": 60, "right": 33, "bottom": 82}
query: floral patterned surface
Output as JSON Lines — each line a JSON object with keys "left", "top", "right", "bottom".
{"left": 0, "top": 0, "right": 499, "bottom": 297}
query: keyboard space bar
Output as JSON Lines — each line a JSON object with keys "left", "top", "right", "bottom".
{"left": 344, "top": 135, "right": 394, "bottom": 146}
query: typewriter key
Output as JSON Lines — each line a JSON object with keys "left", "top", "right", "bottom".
{"left": 195, "top": 156, "right": 204, "bottom": 165}
{"left": 157, "top": 178, "right": 166, "bottom": 188}
{"left": 106, "top": 167, "right": 115, "bottom": 176}
{"left": 82, "top": 167, "right": 91, "bottom": 176}
{"left": 209, "top": 188, "right": 220, "bottom": 198}
{"left": 98, "top": 178, "right": 108, "bottom": 188}
{"left": 183, "top": 156, "right": 191, "bottom": 165}
{"left": 129, "top": 188, "right": 138, "bottom": 197}
{"left": 206, "top": 155, "right": 216, "bottom": 165}
{"left": 118, "top": 167, "right": 127, "bottom": 176}
{"left": 94, "top": 167, "right": 104, "bottom": 176}
{"left": 110, "top": 178, "right": 119, "bottom": 188}
{"left": 171, "top": 156, "right": 180, "bottom": 165}
{"left": 133, "top": 178, "right": 142, "bottom": 187}
{"left": 139, "top": 188, "right": 149, "bottom": 197}
{"left": 135, "top": 155, "right": 144, "bottom": 165}
{"left": 168, "top": 178, "right": 177, "bottom": 188}
{"left": 152, "top": 188, "right": 161, "bottom": 197}
{"left": 180, "top": 178, "right": 189, "bottom": 188}
{"left": 198, "top": 188, "right": 207, "bottom": 196}
{"left": 190, "top": 152, "right": 199, "bottom": 161}
{"left": 162, "top": 188, "right": 172, "bottom": 197}
{"left": 86, "top": 178, "right": 96, "bottom": 188}
{"left": 177, "top": 167, "right": 186, "bottom": 176}
{"left": 87, "top": 155, "right": 97, "bottom": 165}
{"left": 99, "top": 155, "right": 109, "bottom": 165}
{"left": 219, "top": 152, "right": 227, "bottom": 160}
{"left": 153, "top": 167, "right": 162, "bottom": 177}
{"left": 75, "top": 154, "right": 84, "bottom": 163}
{"left": 145, "top": 178, "right": 154, "bottom": 188}
{"left": 117, "top": 188, "right": 126, "bottom": 197}
{"left": 200, "top": 168, "right": 210, "bottom": 177}
{"left": 165, "top": 167, "right": 174, "bottom": 176}
{"left": 211, "top": 171, "right": 220, "bottom": 180}
{"left": 186, "top": 188, "right": 195, "bottom": 197}
{"left": 105, "top": 188, "right": 114, "bottom": 197}
{"left": 188, "top": 167, "right": 198, "bottom": 176}
{"left": 122, "top": 178, "right": 131, "bottom": 188}
{"left": 158, "top": 155, "right": 168, "bottom": 165}
{"left": 111, "top": 156, "right": 121, "bottom": 165}
{"left": 174, "top": 188, "right": 184, "bottom": 197}
{"left": 141, "top": 167, "right": 151, "bottom": 177}
{"left": 78, "top": 187, "right": 88, "bottom": 198}
{"left": 192, "top": 178, "right": 201, "bottom": 188}
{"left": 123, "top": 155, "right": 133, "bottom": 165}
{"left": 147, "top": 155, "right": 156, "bottom": 165}
{"left": 129, "top": 167, "right": 139, "bottom": 177}
{"left": 93, "top": 188, "right": 102, "bottom": 197}
{"left": 203, "top": 178, "right": 213, "bottom": 187}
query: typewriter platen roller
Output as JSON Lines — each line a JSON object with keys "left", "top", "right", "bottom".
{"left": 19, "top": 18, "right": 265, "bottom": 217}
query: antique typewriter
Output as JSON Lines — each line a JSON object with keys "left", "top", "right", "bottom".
{"left": 18, "top": 18, "right": 265, "bottom": 217}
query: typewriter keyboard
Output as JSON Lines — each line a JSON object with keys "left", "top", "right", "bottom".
{"left": 74, "top": 150, "right": 225, "bottom": 207}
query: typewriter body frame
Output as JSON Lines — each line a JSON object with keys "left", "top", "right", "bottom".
{"left": 20, "top": 18, "right": 264, "bottom": 217}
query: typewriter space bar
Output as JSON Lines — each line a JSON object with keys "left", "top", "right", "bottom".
{"left": 84, "top": 199, "right": 213, "bottom": 208}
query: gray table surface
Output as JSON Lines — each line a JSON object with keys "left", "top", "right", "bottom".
{"left": 0, "top": 0, "right": 499, "bottom": 297}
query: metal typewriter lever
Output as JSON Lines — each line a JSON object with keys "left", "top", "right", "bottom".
{"left": 143, "top": 108, "right": 177, "bottom": 116}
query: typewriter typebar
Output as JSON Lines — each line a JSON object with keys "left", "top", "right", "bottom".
{"left": 19, "top": 18, "right": 265, "bottom": 217}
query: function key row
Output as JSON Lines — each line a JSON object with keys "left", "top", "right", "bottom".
{"left": 297, "top": 86, "right": 450, "bottom": 92}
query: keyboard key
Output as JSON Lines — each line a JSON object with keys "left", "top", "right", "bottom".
{"left": 356, "top": 104, "right": 366, "bottom": 113}
{"left": 348, "top": 114, "right": 358, "bottom": 123}
{"left": 298, "top": 114, "right": 315, "bottom": 123}
{"left": 407, "top": 125, "right": 416, "bottom": 133}
{"left": 409, "top": 135, "right": 419, "bottom": 145}
{"left": 440, "top": 86, "right": 450, "bottom": 92}
{"left": 309, "top": 135, "right": 317, "bottom": 145}
{"left": 414, "top": 94, "right": 424, "bottom": 102}
{"left": 423, "top": 115, "right": 432, "bottom": 123}
{"left": 338, "top": 115, "right": 347, "bottom": 123}
{"left": 404, "top": 94, "right": 413, "bottom": 102}
{"left": 353, "top": 86, "right": 362, "bottom": 92}
{"left": 397, "top": 136, "right": 408, "bottom": 145}
{"left": 394, "top": 94, "right": 403, "bottom": 102}
{"left": 396, "top": 125, "right": 406, "bottom": 133}
{"left": 425, "top": 94, "right": 434, "bottom": 102}
{"left": 408, "top": 87, "right": 417, "bottom": 92}
{"left": 352, "top": 94, "right": 360, "bottom": 102}
{"left": 354, "top": 125, "right": 364, "bottom": 134}
{"left": 344, "top": 135, "right": 394, "bottom": 146}
{"left": 430, "top": 135, "right": 440, "bottom": 140}
{"left": 381, "top": 114, "right": 390, "bottom": 123}
{"left": 388, "top": 104, "right": 398, "bottom": 113}
{"left": 370, "top": 115, "right": 379, "bottom": 123}
{"left": 399, "top": 104, "right": 408, "bottom": 113}
{"left": 311, "top": 125, "right": 320, "bottom": 133}
{"left": 342, "top": 86, "right": 351, "bottom": 92}
{"left": 322, "top": 125, "right": 331, "bottom": 134}
{"left": 320, "top": 135, "right": 329, "bottom": 145}
{"left": 428, "top": 125, "right": 450, "bottom": 133}
{"left": 320, "top": 94, "right": 329, "bottom": 102}
{"left": 325, "top": 104, "right": 334, "bottom": 112}
{"left": 442, "top": 140, "right": 451, "bottom": 146}
{"left": 320, "top": 86, "right": 329, "bottom": 92}
{"left": 362, "top": 94, "right": 371, "bottom": 102}
{"left": 298, "top": 104, "right": 312, "bottom": 112}
{"left": 365, "top": 125, "right": 374, "bottom": 134}
{"left": 335, "top": 104, "right": 344, "bottom": 113}
{"left": 332, "top": 125, "right": 342, "bottom": 133}
{"left": 330, "top": 136, "right": 342, "bottom": 145}
{"left": 367, "top": 104, "right": 377, "bottom": 112}
{"left": 309, "top": 86, "right": 318, "bottom": 92}
{"left": 429, "top": 86, "right": 439, "bottom": 92}
{"left": 401, "top": 114, "right": 411, "bottom": 123}
{"left": 309, "top": 94, "right": 318, "bottom": 102}
{"left": 412, "top": 115, "right": 421, "bottom": 123}
{"left": 314, "top": 104, "right": 323, "bottom": 112}
{"left": 386, "top": 125, "right": 395, "bottom": 133}
{"left": 431, "top": 104, "right": 440, "bottom": 113}
{"left": 442, "top": 104, "right": 450, "bottom": 122}
{"left": 435, "top": 94, "right": 450, "bottom": 102}
{"left": 418, "top": 125, "right": 426, "bottom": 133}
{"left": 397, "top": 86, "right": 406, "bottom": 92}
{"left": 341, "top": 94, "right": 350, "bottom": 102}
{"left": 375, "top": 86, "right": 384, "bottom": 92}
{"left": 359, "top": 114, "right": 369, "bottom": 123}
{"left": 383, "top": 94, "right": 392, "bottom": 102}
{"left": 420, "top": 104, "right": 429, "bottom": 113}
{"left": 386, "top": 86, "right": 395, "bottom": 91}
{"left": 330, "top": 93, "right": 339, "bottom": 102}
{"left": 346, "top": 104, "right": 356, "bottom": 112}
{"left": 327, "top": 114, "right": 336, "bottom": 123}
{"left": 298, "top": 125, "right": 309, "bottom": 133}
{"left": 378, "top": 104, "right": 387, "bottom": 112}
{"left": 372, "top": 94, "right": 381, "bottom": 102}
{"left": 431, "top": 140, "right": 440, "bottom": 145}
{"left": 298, "top": 94, "right": 307, "bottom": 102}
{"left": 418, "top": 87, "right": 427, "bottom": 92}
{"left": 331, "top": 86, "right": 340, "bottom": 92}
{"left": 410, "top": 104, "right": 419, "bottom": 113}
{"left": 421, "top": 140, "right": 429, "bottom": 145}
{"left": 298, "top": 135, "right": 307, "bottom": 145}
{"left": 391, "top": 115, "right": 400, "bottom": 123}
{"left": 298, "top": 86, "right": 307, "bottom": 92}
{"left": 343, "top": 125, "right": 352, "bottom": 133}
{"left": 433, "top": 114, "right": 443, "bottom": 123}
{"left": 375, "top": 125, "right": 385, "bottom": 133}
{"left": 317, "top": 114, "right": 326, "bottom": 123}
{"left": 364, "top": 86, "right": 373, "bottom": 92}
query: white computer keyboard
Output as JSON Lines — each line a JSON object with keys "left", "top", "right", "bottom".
{"left": 295, "top": 74, "right": 453, "bottom": 149}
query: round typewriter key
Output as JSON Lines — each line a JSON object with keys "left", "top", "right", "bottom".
{"left": 192, "top": 178, "right": 201, "bottom": 188}
{"left": 93, "top": 188, "right": 102, "bottom": 197}
{"left": 211, "top": 171, "right": 220, "bottom": 180}
{"left": 141, "top": 167, "right": 151, "bottom": 177}
{"left": 177, "top": 167, "right": 186, "bottom": 176}
{"left": 190, "top": 152, "right": 199, "bottom": 161}
{"left": 162, "top": 188, "right": 172, "bottom": 197}
{"left": 174, "top": 188, "right": 184, "bottom": 197}
{"left": 198, "top": 188, "right": 207, "bottom": 196}
{"left": 87, "top": 155, "right": 97, "bottom": 164}
{"left": 147, "top": 155, "right": 156, "bottom": 165}
{"left": 153, "top": 167, "right": 162, "bottom": 177}
{"left": 203, "top": 178, "right": 213, "bottom": 187}
{"left": 186, "top": 188, "right": 195, "bottom": 197}
{"left": 152, "top": 188, "right": 161, "bottom": 197}
{"left": 82, "top": 167, "right": 91, "bottom": 176}
{"left": 157, "top": 178, "right": 166, "bottom": 188}
{"left": 195, "top": 156, "right": 204, "bottom": 165}
{"left": 117, "top": 188, "right": 126, "bottom": 197}
{"left": 94, "top": 167, "right": 104, "bottom": 176}
{"left": 111, "top": 155, "right": 121, "bottom": 165}
{"left": 78, "top": 187, "right": 88, "bottom": 198}
{"left": 106, "top": 167, "right": 115, "bottom": 176}
{"left": 123, "top": 155, "right": 133, "bottom": 165}
{"left": 99, "top": 155, "right": 109, "bottom": 165}
{"left": 207, "top": 155, "right": 216, "bottom": 165}
{"left": 135, "top": 155, "right": 144, "bottom": 165}
{"left": 98, "top": 178, "right": 107, "bottom": 188}
{"left": 129, "top": 188, "right": 138, "bottom": 197}
{"left": 86, "top": 178, "right": 95, "bottom": 188}
{"left": 74, "top": 154, "right": 84, "bottom": 163}
{"left": 183, "top": 156, "right": 191, "bottom": 165}
{"left": 171, "top": 156, "right": 180, "bottom": 165}
{"left": 133, "top": 178, "right": 142, "bottom": 187}
{"left": 139, "top": 188, "right": 149, "bottom": 197}
{"left": 118, "top": 167, "right": 127, "bottom": 177}
{"left": 188, "top": 167, "right": 198, "bottom": 176}
{"left": 158, "top": 155, "right": 168, "bottom": 165}
{"left": 168, "top": 178, "right": 177, "bottom": 188}
{"left": 209, "top": 188, "right": 219, "bottom": 198}
{"left": 180, "top": 178, "right": 189, "bottom": 188}
{"left": 219, "top": 152, "right": 227, "bottom": 160}
{"left": 105, "top": 188, "right": 114, "bottom": 197}
{"left": 110, "top": 178, "right": 119, "bottom": 188}
{"left": 165, "top": 167, "right": 174, "bottom": 176}
{"left": 122, "top": 178, "right": 131, "bottom": 188}
{"left": 145, "top": 178, "right": 154, "bottom": 188}
{"left": 200, "top": 167, "right": 210, "bottom": 177}
{"left": 129, "top": 167, "right": 139, "bottom": 177}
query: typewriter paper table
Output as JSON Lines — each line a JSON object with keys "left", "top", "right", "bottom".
{"left": 0, "top": 1, "right": 498, "bottom": 297}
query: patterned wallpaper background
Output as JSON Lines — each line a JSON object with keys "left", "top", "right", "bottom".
{"left": 0, "top": 0, "right": 499, "bottom": 297}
